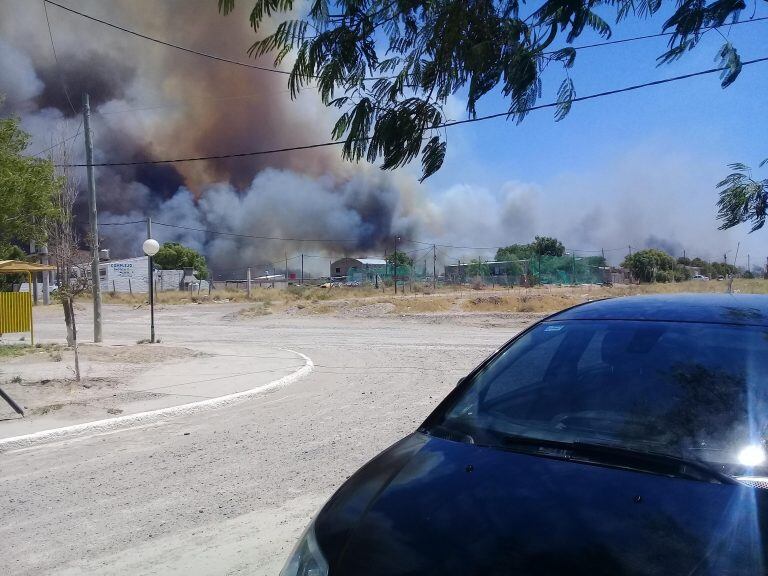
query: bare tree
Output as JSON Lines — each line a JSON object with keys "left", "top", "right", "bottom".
{"left": 47, "top": 131, "right": 88, "bottom": 381}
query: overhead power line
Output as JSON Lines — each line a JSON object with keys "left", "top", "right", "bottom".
{"left": 41, "top": 0, "right": 768, "bottom": 81}
{"left": 54, "top": 55, "right": 768, "bottom": 168}
{"left": 100, "top": 219, "right": 606, "bottom": 255}
{"left": 42, "top": 0, "right": 77, "bottom": 115}
{"left": 543, "top": 15, "right": 768, "bottom": 54}
{"left": 42, "top": 0, "right": 291, "bottom": 76}
{"left": 28, "top": 120, "right": 83, "bottom": 157}
{"left": 101, "top": 219, "right": 147, "bottom": 226}
{"left": 152, "top": 220, "right": 361, "bottom": 244}
{"left": 439, "top": 55, "right": 768, "bottom": 130}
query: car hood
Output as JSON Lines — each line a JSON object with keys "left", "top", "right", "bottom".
{"left": 317, "top": 433, "right": 768, "bottom": 576}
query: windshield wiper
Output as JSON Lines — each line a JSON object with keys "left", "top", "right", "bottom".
{"left": 499, "top": 434, "right": 737, "bottom": 485}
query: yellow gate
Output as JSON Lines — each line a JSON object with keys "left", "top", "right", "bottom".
{"left": 0, "top": 291, "right": 32, "bottom": 334}
{"left": 0, "top": 260, "right": 56, "bottom": 345}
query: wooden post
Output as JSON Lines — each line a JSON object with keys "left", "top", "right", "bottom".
{"left": 27, "top": 271, "right": 34, "bottom": 346}
{"left": 246, "top": 268, "right": 252, "bottom": 298}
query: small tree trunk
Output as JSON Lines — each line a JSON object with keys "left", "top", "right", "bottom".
{"left": 63, "top": 296, "right": 75, "bottom": 346}
{"left": 66, "top": 297, "right": 81, "bottom": 382}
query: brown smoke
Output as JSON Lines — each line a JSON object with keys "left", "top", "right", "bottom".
{"left": 0, "top": 0, "right": 417, "bottom": 271}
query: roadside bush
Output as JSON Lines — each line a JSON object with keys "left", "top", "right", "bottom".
{"left": 654, "top": 270, "right": 672, "bottom": 283}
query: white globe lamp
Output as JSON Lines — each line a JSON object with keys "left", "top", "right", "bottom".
{"left": 143, "top": 238, "right": 160, "bottom": 257}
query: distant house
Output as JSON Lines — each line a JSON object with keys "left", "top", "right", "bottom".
{"left": 330, "top": 257, "right": 387, "bottom": 282}
{"left": 96, "top": 256, "right": 208, "bottom": 293}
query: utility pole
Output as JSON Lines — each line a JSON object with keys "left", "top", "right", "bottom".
{"left": 29, "top": 239, "right": 38, "bottom": 305}
{"left": 246, "top": 267, "right": 252, "bottom": 298}
{"left": 285, "top": 251, "right": 288, "bottom": 284}
{"left": 145, "top": 217, "right": 156, "bottom": 344}
{"left": 41, "top": 244, "right": 50, "bottom": 305}
{"left": 146, "top": 215, "right": 152, "bottom": 292}
{"left": 301, "top": 254, "right": 304, "bottom": 285}
{"left": 571, "top": 252, "right": 576, "bottom": 285}
{"left": 83, "top": 93, "right": 102, "bottom": 342}
{"left": 432, "top": 245, "right": 437, "bottom": 290}
{"left": 748, "top": 254, "right": 750, "bottom": 274}
{"left": 628, "top": 245, "right": 632, "bottom": 257}
{"left": 393, "top": 236, "right": 398, "bottom": 294}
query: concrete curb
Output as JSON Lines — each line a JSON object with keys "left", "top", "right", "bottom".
{"left": 0, "top": 349, "right": 313, "bottom": 453}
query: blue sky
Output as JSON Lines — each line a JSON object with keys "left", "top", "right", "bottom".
{"left": 418, "top": 8, "right": 768, "bottom": 266}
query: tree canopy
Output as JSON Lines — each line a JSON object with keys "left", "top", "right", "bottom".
{"left": 622, "top": 249, "right": 678, "bottom": 283}
{"left": 467, "top": 258, "right": 490, "bottom": 277}
{"left": 220, "top": 0, "right": 748, "bottom": 180}
{"left": 153, "top": 242, "right": 209, "bottom": 279}
{"left": 716, "top": 161, "right": 768, "bottom": 232}
{"left": 0, "top": 110, "right": 61, "bottom": 253}
{"left": 495, "top": 235, "right": 565, "bottom": 261}
{"left": 531, "top": 235, "right": 565, "bottom": 256}
{"left": 386, "top": 249, "right": 414, "bottom": 268}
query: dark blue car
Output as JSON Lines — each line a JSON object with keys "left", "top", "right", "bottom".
{"left": 282, "top": 294, "right": 768, "bottom": 575}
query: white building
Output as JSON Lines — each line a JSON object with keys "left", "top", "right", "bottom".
{"left": 98, "top": 257, "right": 209, "bottom": 293}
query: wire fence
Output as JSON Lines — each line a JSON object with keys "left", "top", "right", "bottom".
{"left": 343, "top": 255, "right": 619, "bottom": 289}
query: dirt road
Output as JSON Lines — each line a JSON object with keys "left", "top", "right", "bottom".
{"left": 0, "top": 303, "right": 536, "bottom": 575}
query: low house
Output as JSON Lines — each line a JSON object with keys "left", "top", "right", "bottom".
{"left": 98, "top": 257, "right": 208, "bottom": 293}
{"left": 330, "top": 257, "right": 387, "bottom": 282}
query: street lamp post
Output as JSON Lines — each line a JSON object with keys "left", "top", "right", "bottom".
{"left": 143, "top": 238, "right": 160, "bottom": 343}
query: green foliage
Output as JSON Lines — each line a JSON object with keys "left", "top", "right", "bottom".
{"left": 495, "top": 243, "right": 532, "bottom": 262}
{"left": 622, "top": 249, "right": 678, "bottom": 283}
{"left": 677, "top": 256, "right": 691, "bottom": 266}
{"left": 221, "top": 1, "right": 747, "bottom": 179}
{"left": 467, "top": 258, "right": 490, "bottom": 277}
{"left": 0, "top": 245, "right": 28, "bottom": 291}
{"left": 153, "top": 242, "right": 209, "bottom": 279}
{"left": 386, "top": 250, "right": 414, "bottom": 268}
{"left": 496, "top": 236, "right": 564, "bottom": 262}
{"left": 691, "top": 257, "right": 707, "bottom": 268}
{"left": 531, "top": 235, "right": 565, "bottom": 256}
{"left": 716, "top": 161, "right": 768, "bottom": 232}
{"left": 496, "top": 244, "right": 530, "bottom": 261}
{"left": 0, "top": 111, "right": 61, "bottom": 253}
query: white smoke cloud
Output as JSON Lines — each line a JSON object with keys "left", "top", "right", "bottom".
{"left": 0, "top": 39, "right": 44, "bottom": 105}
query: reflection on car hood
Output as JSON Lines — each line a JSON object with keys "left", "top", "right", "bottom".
{"left": 318, "top": 433, "right": 768, "bottom": 576}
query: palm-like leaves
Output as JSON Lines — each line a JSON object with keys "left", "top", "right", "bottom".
{"left": 219, "top": 0, "right": 749, "bottom": 180}
{"left": 716, "top": 163, "right": 768, "bottom": 232}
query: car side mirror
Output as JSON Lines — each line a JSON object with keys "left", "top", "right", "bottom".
{"left": 456, "top": 377, "right": 465, "bottom": 387}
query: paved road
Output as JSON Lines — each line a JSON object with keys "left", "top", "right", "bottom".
{"left": 1, "top": 303, "right": 532, "bottom": 575}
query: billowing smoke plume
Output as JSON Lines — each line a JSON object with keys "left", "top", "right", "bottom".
{"left": 0, "top": 0, "right": 752, "bottom": 274}
{"left": 0, "top": 0, "right": 422, "bottom": 275}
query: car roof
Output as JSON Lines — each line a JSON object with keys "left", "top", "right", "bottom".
{"left": 549, "top": 293, "right": 768, "bottom": 326}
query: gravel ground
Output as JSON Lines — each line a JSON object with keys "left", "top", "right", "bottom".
{"left": 0, "top": 303, "right": 539, "bottom": 575}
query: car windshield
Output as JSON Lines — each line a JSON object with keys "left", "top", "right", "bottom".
{"left": 431, "top": 319, "right": 768, "bottom": 473}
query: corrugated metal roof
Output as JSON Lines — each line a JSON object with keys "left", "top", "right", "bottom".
{"left": 357, "top": 258, "right": 387, "bottom": 265}
{"left": 0, "top": 260, "right": 56, "bottom": 272}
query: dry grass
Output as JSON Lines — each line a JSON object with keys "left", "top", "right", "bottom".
{"left": 462, "top": 292, "right": 583, "bottom": 313}
{"left": 382, "top": 296, "right": 453, "bottom": 314}
{"left": 98, "top": 279, "right": 768, "bottom": 319}
{"left": 0, "top": 343, "right": 66, "bottom": 360}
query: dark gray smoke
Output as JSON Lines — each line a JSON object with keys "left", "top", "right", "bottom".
{"left": 0, "top": 0, "right": 419, "bottom": 275}
{"left": 0, "top": 1, "right": 749, "bottom": 273}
